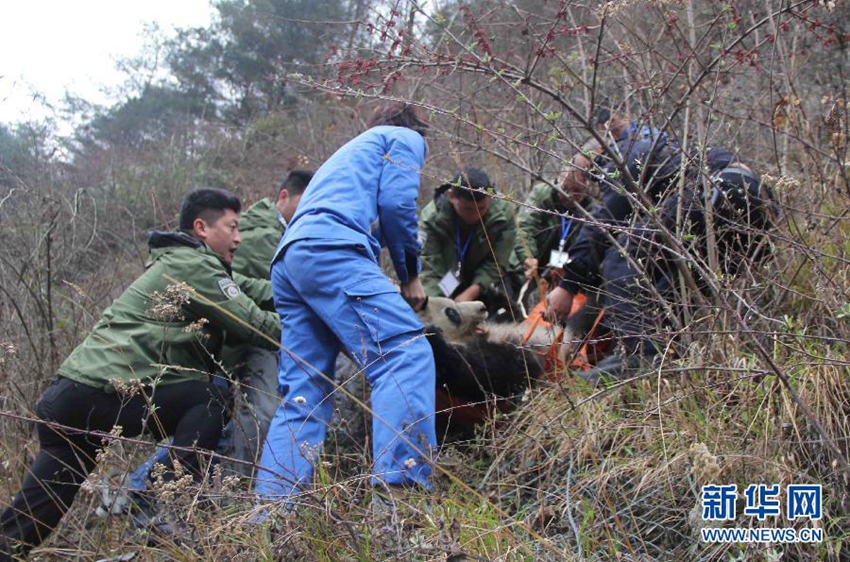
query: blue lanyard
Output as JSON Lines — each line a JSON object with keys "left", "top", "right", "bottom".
{"left": 560, "top": 216, "right": 574, "bottom": 248}
{"left": 455, "top": 224, "right": 473, "bottom": 273}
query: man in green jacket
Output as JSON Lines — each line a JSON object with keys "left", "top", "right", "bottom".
{"left": 419, "top": 167, "right": 517, "bottom": 313}
{"left": 0, "top": 188, "right": 280, "bottom": 557}
{"left": 225, "top": 169, "right": 311, "bottom": 475}
{"left": 120, "top": 170, "right": 312, "bottom": 503}
{"left": 513, "top": 150, "right": 595, "bottom": 282}
{"left": 122, "top": 169, "right": 312, "bottom": 492}
{"left": 231, "top": 170, "right": 312, "bottom": 279}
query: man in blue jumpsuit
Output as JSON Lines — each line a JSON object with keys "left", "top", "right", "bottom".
{"left": 255, "top": 103, "right": 435, "bottom": 502}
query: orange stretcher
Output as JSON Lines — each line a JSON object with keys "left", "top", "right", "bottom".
{"left": 520, "top": 292, "right": 607, "bottom": 380}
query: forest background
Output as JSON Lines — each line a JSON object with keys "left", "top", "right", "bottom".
{"left": 0, "top": 0, "right": 848, "bottom": 559}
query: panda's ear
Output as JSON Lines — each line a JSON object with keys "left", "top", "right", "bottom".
{"left": 444, "top": 307, "right": 462, "bottom": 326}
{"left": 420, "top": 296, "right": 452, "bottom": 320}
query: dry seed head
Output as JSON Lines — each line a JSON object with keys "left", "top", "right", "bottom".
{"left": 0, "top": 342, "right": 16, "bottom": 366}
{"left": 110, "top": 378, "right": 141, "bottom": 396}
{"left": 825, "top": 103, "right": 842, "bottom": 131}
{"left": 157, "top": 472, "right": 194, "bottom": 502}
{"left": 222, "top": 474, "right": 241, "bottom": 492}
{"left": 79, "top": 478, "right": 97, "bottom": 494}
{"left": 689, "top": 442, "right": 721, "bottom": 487}
{"left": 94, "top": 425, "right": 126, "bottom": 466}
{"left": 148, "top": 282, "right": 193, "bottom": 321}
{"left": 596, "top": 0, "right": 675, "bottom": 17}
{"left": 184, "top": 317, "right": 210, "bottom": 335}
{"left": 772, "top": 175, "right": 800, "bottom": 193}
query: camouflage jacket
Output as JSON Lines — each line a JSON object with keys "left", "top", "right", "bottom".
{"left": 513, "top": 182, "right": 589, "bottom": 267}
{"left": 419, "top": 192, "right": 517, "bottom": 297}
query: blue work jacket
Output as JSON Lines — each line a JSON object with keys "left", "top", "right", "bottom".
{"left": 276, "top": 125, "right": 426, "bottom": 284}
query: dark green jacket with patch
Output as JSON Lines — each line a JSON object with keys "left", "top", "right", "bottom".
{"left": 58, "top": 231, "right": 280, "bottom": 390}
{"left": 419, "top": 192, "right": 517, "bottom": 297}
{"left": 513, "top": 182, "right": 589, "bottom": 267}
{"left": 230, "top": 197, "right": 284, "bottom": 280}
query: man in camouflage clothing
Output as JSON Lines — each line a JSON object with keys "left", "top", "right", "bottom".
{"left": 512, "top": 150, "right": 595, "bottom": 283}
{"left": 419, "top": 167, "right": 517, "bottom": 315}
{"left": 231, "top": 170, "right": 312, "bottom": 279}
{"left": 220, "top": 169, "right": 312, "bottom": 476}
{"left": 0, "top": 188, "right": 280, "bottom": 556}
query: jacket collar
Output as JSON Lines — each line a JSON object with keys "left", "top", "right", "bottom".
{"left": 146, "top": 230, "right": 231, "bottom": 273}
{"left": 240, "top": 198, "right": 285, "bottom": 234}
{"left": 147, "top": 230, "right": 203, "bottom": 250}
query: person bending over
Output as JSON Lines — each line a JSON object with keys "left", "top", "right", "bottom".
{"left": 254, "top": 103, "right": 436, "bottom": 503}
{"left": 0, "top": 188, "right": 280, "bottom": 557}
{"left": 123, "top": 169, "right": 313, "bottom": 494}
{"left": 419, "top": 167, "right": 517, "bottom": 316}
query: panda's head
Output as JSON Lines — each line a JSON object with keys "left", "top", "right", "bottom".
{"left": 418, "top": 297, "right": 488, "bottom": 342}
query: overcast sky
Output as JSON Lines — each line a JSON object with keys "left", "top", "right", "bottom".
{"left": 0, "top": 0, "right": 213, "bottom": 127}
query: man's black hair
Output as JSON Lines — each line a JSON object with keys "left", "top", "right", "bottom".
{"left": 280, "top": 169, "right": 314, "bottom": 197}
{"left": 442, "top": 167, "right": 493, "bottom": 201}
{"left": 179, "top": 187, "right": 242, "bottom": 231}
{"left": 592, "top": 98, "right": 629, "bottom": 127}
{"left": 591, "top": 97, "right": 614, "bottom": 126}
{"left": 592, "top": 106, "right": 611, "bottom": 127}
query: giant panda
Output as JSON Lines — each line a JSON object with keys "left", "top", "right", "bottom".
{"left": 418, "top": 297, "right": 545, "bottom": 406}
{"left": 331, "top": 297, "right": 552, "bottom": 442}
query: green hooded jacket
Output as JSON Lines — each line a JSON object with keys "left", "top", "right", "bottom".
{"left": 512, "top": 182, "right": 589, "bottom": 268}
{"left": 58, "top": 231, "right": 280, "bottom": 390}
{"left": 419, "top": 192, "right": 517, "bottom": 297}
{"left": 231, "top": 197, "right": 284, "bottom": 280}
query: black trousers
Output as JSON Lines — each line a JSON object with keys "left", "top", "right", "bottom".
{"left": 0, "top": 376, "right": 229, "bottom": 556}
{"left": 599, "top": 243, "right": 676, "bottom": 358}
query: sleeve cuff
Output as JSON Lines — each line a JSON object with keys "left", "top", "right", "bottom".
{"left": 394, "top": 248, "right": 421, "bottom": 284}
{"left": 405, "top": 249, "right": 420, "bottom": 280}
{"left": 558, "top": 277, "right": 581, "bottom": 294}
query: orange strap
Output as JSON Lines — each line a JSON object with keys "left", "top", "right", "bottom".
{"left": 521, "top": 309, "right": 546, "bottom": 345}
{"left": 561, "top": 307, "right": 606, "bottom": 374}
{"left": 518, "top": 292, "right": 606, "bottom": 378}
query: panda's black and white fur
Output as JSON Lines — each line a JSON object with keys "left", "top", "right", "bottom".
{"left": 418, "top": 297, "right": 548, "bottom": 404}
{"left": 331, "top": 297, "right": 559, "bottom": 440}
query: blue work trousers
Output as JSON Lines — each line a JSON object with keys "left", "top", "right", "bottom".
{"left": 255, "top": 241, "right": 436, "bottom": 501}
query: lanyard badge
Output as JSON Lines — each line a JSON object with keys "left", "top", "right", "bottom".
{"left": 454, "top": 225, "right": 473, "bottom": 276}
{"left": 439, "top": 225, "right": 473, "bottom": 296}
{"left": 547, "top": 215, "right": 573, "bottom": 268}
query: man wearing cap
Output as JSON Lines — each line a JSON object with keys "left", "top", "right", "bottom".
{"left": 419, "top": 167, "right": 517, "bottom": 312}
